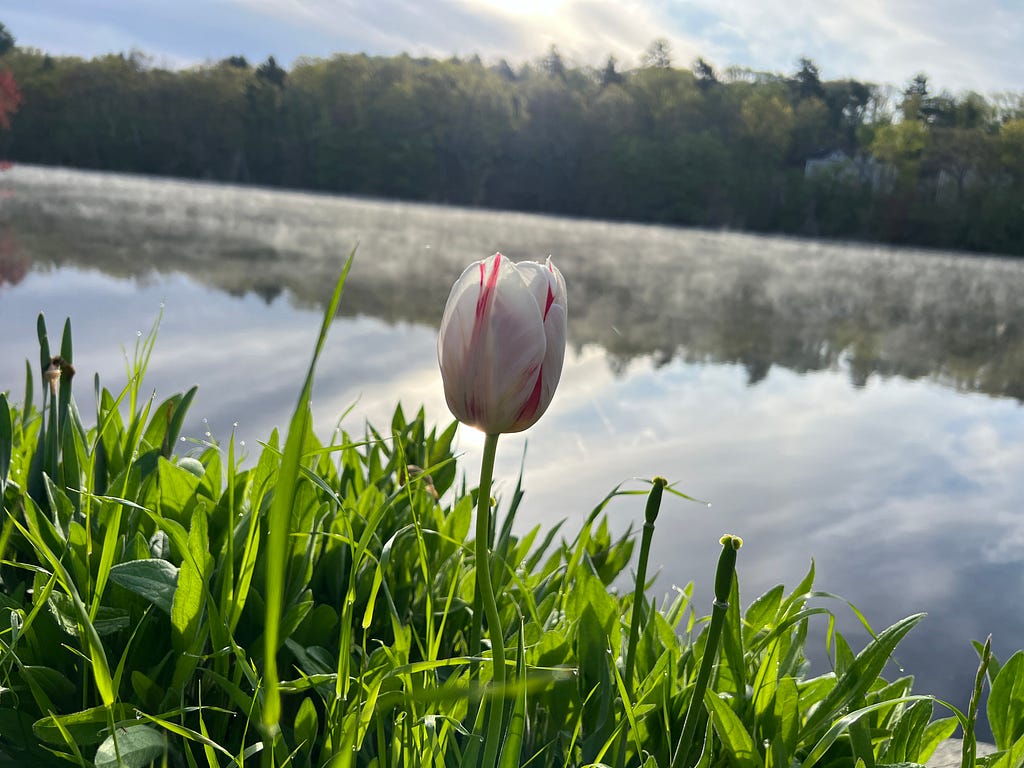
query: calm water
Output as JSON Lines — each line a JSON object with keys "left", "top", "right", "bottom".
{"left": 3, "top": 165, "right": 1024, "bottom": 727}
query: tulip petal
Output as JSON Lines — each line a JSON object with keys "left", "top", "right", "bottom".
{"left": 511, "top": 259, "right": 567, "bottom": 431}
{"left": 438, "top": 254, "right": 568, "bottom": 434}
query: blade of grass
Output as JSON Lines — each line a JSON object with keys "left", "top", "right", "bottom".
{"left": 263, "top": 247, "right": 355, "bottom": 738}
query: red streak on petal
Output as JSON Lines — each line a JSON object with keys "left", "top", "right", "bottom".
{"left": 543, "top": 284, "right": 555, "bottom": 320}
{"left": 475, "top": 253, "right": 502, "bottom": 325}
{"left": 516, "top": 367, "right": 544, "bottom": 426}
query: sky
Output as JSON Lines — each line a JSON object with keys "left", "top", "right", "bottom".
{"left": 0, "top": 0, "right": 1021, "bottom": 95}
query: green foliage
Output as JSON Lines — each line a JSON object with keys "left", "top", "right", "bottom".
{"left": 0, "top": 308, "right": 1008, "bottom": 766}
{"left": 2, "top": 46, "right": 1024, "bottom": 255}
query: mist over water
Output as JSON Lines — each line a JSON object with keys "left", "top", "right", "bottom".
{"left": 3, "top": 164, "right": 1024, "bottom": 732}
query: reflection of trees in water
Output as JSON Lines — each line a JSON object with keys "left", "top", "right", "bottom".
{"left": 0, "top": 225, "right": 28, "bottom": 286}
{"left": 5, "top": 166, "right": 1024, "bottom": 401}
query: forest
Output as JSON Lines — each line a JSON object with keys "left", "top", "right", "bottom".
{"left": 1, "top": 25, "right": 1023, "bottom": 256}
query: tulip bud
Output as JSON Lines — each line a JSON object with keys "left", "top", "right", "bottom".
{"left": 438, "top": 252, "right": 567, "bottom": 434}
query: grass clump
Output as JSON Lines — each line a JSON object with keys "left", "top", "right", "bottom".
{"left": 1, "top": 260, "right": 1021, "bottom": 768}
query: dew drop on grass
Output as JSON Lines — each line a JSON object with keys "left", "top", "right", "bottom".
{"left": 233, "top": 421, "right": 238, "bottom": 427}
{"left": 136, "top": 330, "right": 142, "bottom": 337}
{"left": 179, "top": 436, "right": 185, "bottom": 442}
{"left": 201, "top": 418, "right": 208, "bottom": 424}
{"left": 239, "top": 441, "right": 246, "bottom": 447}
{"left": 205, "top": 431, "right": 212, "bottom": 438}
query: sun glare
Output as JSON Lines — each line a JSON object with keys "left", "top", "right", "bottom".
{"left": 472, "top": 0, "right": 565, "bottom": 18}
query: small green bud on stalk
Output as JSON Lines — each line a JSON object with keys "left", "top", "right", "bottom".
{"left": 617, "top": 477, "right": 669, "bottom": 768}
{"left": 672, "top": 533, "right": 743, "bottom": 768}
{"left": 715, "top": 534, "right": 742, "bottom": 601}
{"left": 645, "top": 476, "right": 667, "bottom": 525}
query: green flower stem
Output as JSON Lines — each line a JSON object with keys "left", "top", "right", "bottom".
{"left": 672, "top": 534, "right": 743, "bottom": 768}
{"left": 961, "top": 635, "right": 991, "bottom": 768}
{"left": 475, "top": 432, "right": 506, "bottom": 767}
{"left": 616, "top": 477, "right": 667, "bottom": 768}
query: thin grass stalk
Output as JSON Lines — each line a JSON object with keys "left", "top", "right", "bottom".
{"left": 960, "top": 635, "right": 991, "bottom": 768}
{"left": 672, "top": 534, "right": 742, "bottom": 768}
{"left": 475, "top": 432, "right": 506, "bottom": 767}
{"left": 616, "top": 477, "right": 667, "bottom": 768}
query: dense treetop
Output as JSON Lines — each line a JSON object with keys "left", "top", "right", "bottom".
{"left": 1, "top": 33, "right": 1022, "bottom": 255}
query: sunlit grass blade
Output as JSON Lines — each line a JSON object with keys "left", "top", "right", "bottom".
{"left": 263, "top": 246, "right": 355, "bottom": 737}
{"left": 0, "top": 392, "right": 11, "bottom": 500}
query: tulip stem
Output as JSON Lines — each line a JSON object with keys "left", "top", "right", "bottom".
{"left": 475, "top": 432, "right": 506, "bottom": 767}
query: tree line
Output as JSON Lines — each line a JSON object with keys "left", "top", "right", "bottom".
{"left": 1, "top": 29, "right": 1023, "bottom": 255}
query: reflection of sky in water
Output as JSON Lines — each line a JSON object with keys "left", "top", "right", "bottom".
{"left": 2, "top": 264, "right": 1023, "bottom": 728}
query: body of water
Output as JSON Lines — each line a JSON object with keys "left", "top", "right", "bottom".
{"left": 2, "top": 165, "right": 1024, "bottom": 729}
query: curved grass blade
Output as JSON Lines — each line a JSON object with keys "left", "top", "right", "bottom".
{"left": 263, "top": 246, "right": 355, "bottom": 737}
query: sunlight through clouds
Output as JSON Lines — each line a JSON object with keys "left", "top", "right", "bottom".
{"left": 4, "top": 0, "right": 1018, "bottom": 91}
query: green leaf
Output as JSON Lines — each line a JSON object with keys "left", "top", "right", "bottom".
{"left": 704, "top": 690, "right": 764, "bottom": 768}
{"left": 770, "top": 677, "right": 800, "bottom": 767}
{"left": 171, "top": 505, "right": 209, "bottom": 653}
{"left": 94, "top": 724, "right": 165, "bottom": 768}
{"left": 294, "top": 696, "right": 319, "bottom": 756}
{"left": 23, "top": 358, "right": 34, "bottom": 425}
{"left": 47, "top": 593, "right": 130, "bottom": 637}
{"left": 0, "top": 392, "right": 10, "bottom": 499}
{"left": 801, "top": 695, "right": 935, "bottom": 768}
{"left": 801, "top": 614, "right": 925, "bottom": 738}
{"left": 917, "top": 717, "right": 958, "bottom": 764}
{"left": 989, "top": 730, "right": 1024, "bottom": 768}
{"left": 745, "top": 584, "right": 784, "bottom": 639}
{"left": 33, "top": 704, "right": 135, "bottom": 746}
{"left": 498, "top": 621, "right": 528, "bottom": 768}
{"left": 108, "top": 559, "right": 179, "bottom": 615}
{"left": 989, "top": 650, "right": 1024, "bottom": 749}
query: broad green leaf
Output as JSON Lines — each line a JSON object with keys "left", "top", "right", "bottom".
{"left": 171, "top": 505, "right": 209, "bottom": 653}
{"left": 745, "top": 584, "right": 784, "bottom": 639}
{"left": 156, "top": 456, "right": 202, "bottom": 519}
{"left": 20, "top": 665, "right": 77, "bottom": 709}
{"left": 801, "top": 613, "right": 925, "bottom": 738}
{"left": 33, "top": 704, "right": 135, "bottom": 746}
{"left": 47, "top": 593, "right": 130, "bottom": 637}
{"left": 802, "top": 695, "right": 935, "bottom": 768}
{"left": 768, "top": 677, "right": 800, "bottom": 768}
{"left": 109, "top": 558, "right": 179, "bottom": 615}
{"left": 989, "top": 730, "right": 1024, "bottom": 768}
{"left": 989, "top": 650, "right": 1024, "bottom": 749}
{"left": 882, "top": 699, "right": 931, "bottom": 763}
{"left": 294, "top": 696, "right": 319, "bottom": 756}
{"left": 704, "top": 690, "right": 763, "bottom": 768}
{"left": 94, "top": 724, "right": 165, "bottom": 768}
{"left": 917, "top": 717, "right": 958, "bottom": 764}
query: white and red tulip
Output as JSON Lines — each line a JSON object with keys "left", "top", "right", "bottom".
{"left": 438, "top": 252, "right": 567, "bottom": 434}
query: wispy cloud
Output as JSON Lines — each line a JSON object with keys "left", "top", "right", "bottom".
{"left": 0, "top": 0, "right": 1019, "bottom": 92}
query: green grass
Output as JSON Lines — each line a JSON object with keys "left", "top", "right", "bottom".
{"left": 1, "top": 258, "right": 1022, "bottom": 768}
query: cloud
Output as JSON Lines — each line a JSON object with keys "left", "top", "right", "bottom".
{"left": 1, "top": 0, "right": 1019, "bottom": 92}
{"left": 677, "top": 0, "right": 1024, "bottom": 92}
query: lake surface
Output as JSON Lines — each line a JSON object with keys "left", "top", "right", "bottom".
{"left": 3, "top": 164, "right": 1024, "bottom": 728}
